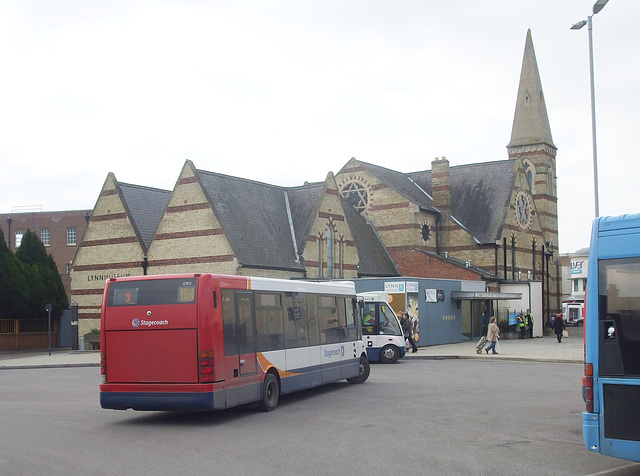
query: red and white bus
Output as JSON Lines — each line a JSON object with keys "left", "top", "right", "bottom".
{"left": 99, "top": 274, "right": 370, "bottom": 412}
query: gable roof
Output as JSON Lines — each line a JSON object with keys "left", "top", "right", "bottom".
{"left": 196, "top": 169, "right": 304, "bottom": 272}
{"left": 350, "top": 160, "right": 439, "bottom": 213}
{"left": 339, "top": 158, "right": 515, "bottom": 245}
{"left": 193, "top": 166, "right": 398, "bottom": 276}
{"left": 118, "top": 182, "right": 171, "bottom": 253}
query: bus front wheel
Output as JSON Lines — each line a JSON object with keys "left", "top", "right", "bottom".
{"left": 347, "top": 355, "right": 370, "bottom": 384}
{"left": 258, "top": 372, "right": 280, "bottom": 412}
{"left": 379, "top": 344, "right": 399, "bottom": 364}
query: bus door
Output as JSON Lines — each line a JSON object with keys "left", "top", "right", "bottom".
{"left": 222, "top": 291, "right": 257, "bottom": 377}
{"left": 236, "top": 291, "right": 257, "bottom": 376}
{"left": 361, "top": 302, "right": 379, "bottom": 350}
{"left": 222, "top": 290, "right": 258, "bottom": 407}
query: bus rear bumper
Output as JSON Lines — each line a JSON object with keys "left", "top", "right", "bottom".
{"left": 583, "top": 411, "right": 600, "bottom": 453}
{"left": 100, "top": 390, "right": 224, "bottom": 411}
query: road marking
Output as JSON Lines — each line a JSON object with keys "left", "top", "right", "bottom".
{"left": 584, "top": 462, "right": 640, "bottom": 476}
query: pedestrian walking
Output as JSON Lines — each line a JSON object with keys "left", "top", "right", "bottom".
{"left": 401, "top": 312, "right": 418, "bottom": 353}
{"left": 484, "top": 317, "right": 500, "bottom": 354}
{"left": 554, "top": 313, "right": 566, "bottom": 343}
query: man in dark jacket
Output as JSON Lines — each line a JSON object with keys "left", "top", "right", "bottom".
{"left": 554, "top": 313, "right": 566, "bottom": 343}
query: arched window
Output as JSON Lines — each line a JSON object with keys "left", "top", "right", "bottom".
{"left": 523, "top": 159, "right": 534, "bottom": 191}
{"left": 339, "top": 238, "right": 344, "bottom": 279}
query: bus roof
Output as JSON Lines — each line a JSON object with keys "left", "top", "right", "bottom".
{"left": 106, "top": 273, "right": 357, "bottom": 295}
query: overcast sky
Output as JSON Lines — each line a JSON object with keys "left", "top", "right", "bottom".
{"left": 1, "top": 1, "right": 638, "bottom": 255}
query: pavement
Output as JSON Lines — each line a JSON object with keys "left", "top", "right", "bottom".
{"left": 0, "top": 328, "right": 583, "bottom": 370}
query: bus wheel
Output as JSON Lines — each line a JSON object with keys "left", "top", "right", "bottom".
{"left": 379, "top": 344, "right": 399, "bottom": 364}
{"left": 347, "top": 355, "right": 370, "bottom": 384}
{"left": 258, "top": 372, "right": 280, "bottom": 412}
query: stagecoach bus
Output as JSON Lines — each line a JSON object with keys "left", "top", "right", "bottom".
{"left": 99, "top": 274, "right": 370, "bottom": 412}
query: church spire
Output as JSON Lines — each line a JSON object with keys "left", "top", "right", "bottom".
{"left": 507, "top": 29, "right": 555, "bottom": 150}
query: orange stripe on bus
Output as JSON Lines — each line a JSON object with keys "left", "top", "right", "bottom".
{"left": 257, "top": 353, "right": 301, "bottom": 378}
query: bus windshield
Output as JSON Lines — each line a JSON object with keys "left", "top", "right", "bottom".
{"left": 379, "top": 303, "right": 402, "bottom": 336}
{"left": 598, "top": 257, "right": 640, "bottom": 376}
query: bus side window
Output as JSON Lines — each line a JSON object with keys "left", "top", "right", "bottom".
{"left": 336, "top": 297, "right": 355, "bottom": 342}
{"left": 362, "top": 303, "right": 377, "bottom": 335}
{"left": 255, "top": 293, "right": 284, "bottom": 352}
{"left": 284, "top": 292, "right": 308, "bottom": 349}
{"left": 318, "top": 296, "right": 340, "bottom": 344}
{"left": 306, "top": 294, "right": 320, "bottom": 346}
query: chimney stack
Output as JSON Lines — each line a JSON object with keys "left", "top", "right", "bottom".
{"left": 431, "top": 156, "right": 451, "bottom": 213}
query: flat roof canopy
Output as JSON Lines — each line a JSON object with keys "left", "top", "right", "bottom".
{"left": 450, "top": 291, "right": 522, "bottom": 301}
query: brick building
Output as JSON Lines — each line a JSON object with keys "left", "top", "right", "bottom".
{"left": 1, "top": 209, "right": 91, "bottom": 302}
{"left": 70, "top": 29, "right": 561, "bottom": 336}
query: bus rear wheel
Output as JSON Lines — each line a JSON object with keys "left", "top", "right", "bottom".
{"left": 258, "top": 372, "right": 280, "bottom": 412}
{"left": 379, "top": 344, "right": 399, "bottom": 364}
{"left": 347, "top": 355, "right": 370, "bottom": 384}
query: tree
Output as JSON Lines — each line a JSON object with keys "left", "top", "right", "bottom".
{"left": 16, "top": 229, "right": 48, "bottom": 264}
{"left": 15, "top": 230, "right": 68, "bottom": 319}
{"left": 0, "top": 228, "right": 29, "bottom": 318}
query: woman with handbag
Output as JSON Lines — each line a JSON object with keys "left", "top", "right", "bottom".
{"left": 485, "top": 317, "right": 500, "bottom": 354}
{"left": 554, "top": 313, "right": 567, "bottom": 343}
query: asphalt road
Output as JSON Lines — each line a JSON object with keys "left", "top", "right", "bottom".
{"left": 0, "top": 359, "right": 638, "bottom": 476}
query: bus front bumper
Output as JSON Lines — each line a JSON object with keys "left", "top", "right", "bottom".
{"left": 583, "top": 411, "right": 599, "bottom": 453}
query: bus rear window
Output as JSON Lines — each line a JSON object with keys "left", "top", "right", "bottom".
{"left": 107, "top": 278, "right": 197, "bottom": 306}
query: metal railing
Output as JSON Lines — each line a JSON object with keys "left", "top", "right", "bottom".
{"left": 0, "top": 319, "right": 56, "bottom": 335}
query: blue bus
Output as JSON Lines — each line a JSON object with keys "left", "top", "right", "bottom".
{"left": 583, "top": 213, "right": 640, "bottom": 463}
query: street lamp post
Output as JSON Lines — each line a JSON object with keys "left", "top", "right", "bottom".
{"left": 571, "top": 0, "right": 609, "bottom": 218}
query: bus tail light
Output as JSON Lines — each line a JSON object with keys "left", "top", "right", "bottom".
{"left": 100, "top": 351, "right": 107, "bottom": 382}
{"left": 585, "top": 363, "right": 594, "bottom": 413}
{"left": 199, "top": 350, "right": 214, "bottom": 383}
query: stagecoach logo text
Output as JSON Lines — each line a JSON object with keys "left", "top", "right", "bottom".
{"left": 131, "top": 318, "right": 169, "bottom": 328}
{"left": 324, "top": 346, "right": 345, "bottom": 359}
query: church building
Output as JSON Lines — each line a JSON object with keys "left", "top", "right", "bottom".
{"left": 70, "top": 30, "right": 561, "bottom": 337}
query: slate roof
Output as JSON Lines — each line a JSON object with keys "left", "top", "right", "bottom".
{"left": 390, "top": 160, "right": 514, "bottom": 243}
{"left": 408, "top": 160, "right": 515, "bottom": 244}
{"left": 448, "top": 161, "right": 516, "bottom": 243}
{"left": 118, "top": 182, "right": 171, "bottom": 253}
{"left": 196, "top": 169, "right": 304, "bottom": 271}
{"left": 356, "top": 161, "right": 438, "bottom": 213}
{"left": 341, "top": 201, "right": 400, "bottom": 277}
{"left": 286, "top": 182, "right": 324, "bottom": 253}
{"left": 507, "top": 29, "right": 555, "bottom": 149}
